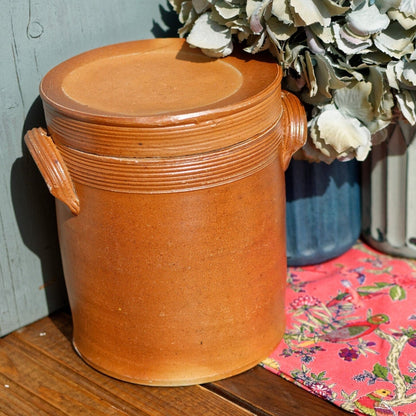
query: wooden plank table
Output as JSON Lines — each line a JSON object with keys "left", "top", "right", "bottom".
{"left": 0, "top": 311, "right": 350, "bottom": 415}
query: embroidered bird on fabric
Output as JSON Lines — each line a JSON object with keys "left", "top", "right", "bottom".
{"left": 323, "top": 314, "right": 390, "bottom": 343}
{"left": 354, "top": 389, "right": 394, "bottom": 416}
{"left": 298, "top": 314, "right": 390, "bottom": 347}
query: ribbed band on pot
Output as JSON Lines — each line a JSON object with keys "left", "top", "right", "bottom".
{"left": 56, "top": 121, "right": 283, "bottom": 193}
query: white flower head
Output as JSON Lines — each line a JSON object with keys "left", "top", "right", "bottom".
{"left": 309, "top": 106, "right": 372, "bottom": 161}
{"left": 333, "top": 23, "right": 373, "bottom": 55}
{"left": 346, "top": 2, "right": 390, "bottom": 36}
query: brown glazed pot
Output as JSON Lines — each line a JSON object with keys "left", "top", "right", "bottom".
{"left": 25, "top": 38, "right": 306, "bottom": 386}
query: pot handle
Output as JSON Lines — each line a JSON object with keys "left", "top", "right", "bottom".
{"left": 24, "top": 127, "right": 80, "bottom": 215}
{"left": 280, "top": 90, "right": 307, "bottom": 171}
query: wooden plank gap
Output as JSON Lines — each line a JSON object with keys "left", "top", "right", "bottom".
{"left": 4, "top": 313, "right": 256, "bottom": 416}
{"left": 206, "top": 366, "right": 351, "bottom": 416}
{"left": 0, "top": 338, "right": 139, "bottom": 415}
{"left": 2, "top": 336, "right": 147, "bottom": 416}
{"left": 0, "top": 372, "right": 66, "bottom": 416}
{"left": 203, "top": 381, "right": 272, "bottom": 416}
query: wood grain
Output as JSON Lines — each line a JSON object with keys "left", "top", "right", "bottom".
{"left": 208, "top": 366, "right": 351, "bottom": 416}
{"left": 0, "top": 312, "right": 254, "bottom": 416}
{"left": 0, "top": 312, "right": 353, "bottom": 415}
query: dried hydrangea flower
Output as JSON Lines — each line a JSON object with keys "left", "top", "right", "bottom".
{"left": 309, "top": 104, "right": 372, "bottom": 162}
{"left": 169, "top": 0, "right": 416, "bottom": 162}
{"left": 187, "top": 12, "right": 234, "bottom": 56}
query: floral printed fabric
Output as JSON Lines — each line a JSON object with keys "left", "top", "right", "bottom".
{"left": 262, "top": 241, "right": 416, "bottom": 416}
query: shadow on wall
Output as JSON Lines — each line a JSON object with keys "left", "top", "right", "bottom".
{"left": 151, "top": 2, "right": 181, "bottom": 38}
{"left": 11, "top": 97, "right": 69, "bottom": 313}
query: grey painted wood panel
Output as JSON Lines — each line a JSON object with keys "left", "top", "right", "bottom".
{"left": 1, "top": 0, "right": 179, "bottom": 336}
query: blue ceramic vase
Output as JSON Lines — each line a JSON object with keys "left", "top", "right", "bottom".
{"left": 285, "top": 159, "right": 361, "bottom": 266}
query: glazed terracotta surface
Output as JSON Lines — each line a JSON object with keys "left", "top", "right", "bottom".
{"left": 25, "top": 38, "right": 306, "bottom": 386}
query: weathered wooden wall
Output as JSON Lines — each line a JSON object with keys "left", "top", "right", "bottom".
{"left": 0, "top": 0, "right": 179, "bottom": 336}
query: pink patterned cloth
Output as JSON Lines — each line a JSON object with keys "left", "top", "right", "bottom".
{"left": 262, "top": 241, "right": 416, "bottom": 416}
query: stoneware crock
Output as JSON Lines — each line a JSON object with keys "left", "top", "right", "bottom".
{"left": 25, "top": 38, "right": 306, "bottom": 386}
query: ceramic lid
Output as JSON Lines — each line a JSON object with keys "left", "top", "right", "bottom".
{"left": 40, "top": 38, "right": 283, "bottom": 157}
